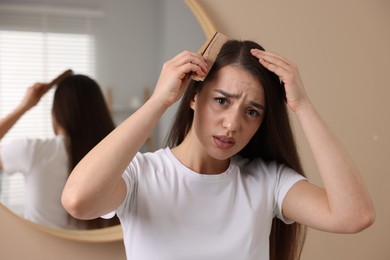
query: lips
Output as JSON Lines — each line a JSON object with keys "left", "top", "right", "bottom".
{"left": 213, "top": 135, "right": 236, "bottom": 150}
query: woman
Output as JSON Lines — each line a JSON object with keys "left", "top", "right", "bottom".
{"left": 62, "top": 40, "right": 375, "bottom": 259}
{"left": 0, "top": 74, "right": 119, "bottom": 230}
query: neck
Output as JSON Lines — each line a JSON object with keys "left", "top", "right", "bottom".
{"left": 171, "top": 130, "right": 230, "bottom": 175}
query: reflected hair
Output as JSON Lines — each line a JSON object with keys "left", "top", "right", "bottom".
{"left": 166, "top": 40, "right": 306, "bottom": 260}
{"left": 52, "top": 74, "right": 119, "bottom": 229}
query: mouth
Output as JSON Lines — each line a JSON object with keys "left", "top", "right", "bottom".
{"left": 213, "top": 135, "right": 236, "bottom": 150}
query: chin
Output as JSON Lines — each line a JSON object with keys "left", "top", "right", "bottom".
{"left": 207, "top": 148, "right": 236, "bottom": 161}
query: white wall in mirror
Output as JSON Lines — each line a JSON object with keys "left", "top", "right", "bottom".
{"left": 95, "top": 0, "right": 205, "bottom": 146}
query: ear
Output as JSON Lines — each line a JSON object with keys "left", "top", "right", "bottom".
{"left": 190, "top": 93, "right": 197, "bottom": 110}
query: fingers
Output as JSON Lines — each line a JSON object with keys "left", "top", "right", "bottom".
{"left": 153, "top": 51, "right": 209, "bottom": 107}
{"left": 166, "top": 50, "right": 208, "bottom": 79}
{"left": 251, "top": 49, "right": 309, "bottom": 111}
{"left": 251, "top": 49, "right": 291, "bottom": 67}
{"left": 32, "top": 83, "right": 50, "bottom": 96}
{"left": 250, "top": 49, "right": 297, "bottom": 80}
{"left": 253, "top": 49, "right": 293, "bottom": 68}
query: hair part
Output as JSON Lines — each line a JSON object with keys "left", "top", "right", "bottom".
{"left": 166, "top": 40, "right": 306, "bottom": 260}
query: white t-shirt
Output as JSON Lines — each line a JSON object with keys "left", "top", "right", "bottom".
{"left": 116, "top": 148, "right": 306, "bottom": 260}
{"left": 0, "top": 136, "right": 74, "bottom": 229}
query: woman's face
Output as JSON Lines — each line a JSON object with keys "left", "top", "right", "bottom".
{"left": 190, "top": 65, "right": 265, "bottom": 161}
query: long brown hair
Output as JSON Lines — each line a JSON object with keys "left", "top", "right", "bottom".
{"left": 52, "top": 74, "right": 120, "bottom": 229}
{"left": 166, "top": 40, "right": 306, "bottom": 260}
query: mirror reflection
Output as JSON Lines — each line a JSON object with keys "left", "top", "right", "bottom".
{"left": 0, "top": 0, "right": 204, "bottom": 230}
{"left": 0, "top": 71, "right": 121, "bottom": 230}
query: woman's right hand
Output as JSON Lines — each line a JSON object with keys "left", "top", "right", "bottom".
{"left": 0, "top": 82, "right": 50, "bottom": 141}
{"left": 152, "top": 51, "right": 208, "bottom": 107}
{"left": 17, "top": 83, "right": 50, "bottom": 112}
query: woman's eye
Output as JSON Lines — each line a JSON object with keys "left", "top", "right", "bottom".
{"left": 247, "top": 109, "right": 260, "bottom": 117}
{"left": 214, "top": 97, "right": 228, "bottom": 105}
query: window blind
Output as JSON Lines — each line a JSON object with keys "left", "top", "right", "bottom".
{"left": 0, "top": 4, "right": 102, "bottom": 215}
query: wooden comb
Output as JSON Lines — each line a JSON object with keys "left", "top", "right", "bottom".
{"left": 191, "top": 32, "right": 229, "bottom": 81}
{"left": 44, "top": 69, "right": 74, "bottom": 91}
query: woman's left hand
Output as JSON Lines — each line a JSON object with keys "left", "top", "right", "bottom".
{"left": 251, "top": 49, "right": 310, "bottom": 112}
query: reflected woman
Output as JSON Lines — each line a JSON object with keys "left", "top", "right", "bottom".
{"left": 0, "top": 74, "right": 120, "bottom": 230}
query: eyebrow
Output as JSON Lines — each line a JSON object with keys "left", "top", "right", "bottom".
{"left": 214, "top": 89, "right": 265, "bottom": 110}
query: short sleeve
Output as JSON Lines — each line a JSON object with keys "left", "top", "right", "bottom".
{"left": 114, "top": 152, "right": 142, "bottom": 218}
{"left": 1, "top": 139, "right": 34, "bottom": 174}
{"left": 101, "top": 152, "right": 144, "bottom": 219}
{"left": 274, "top": 165, "right": 306, "bottom": 224}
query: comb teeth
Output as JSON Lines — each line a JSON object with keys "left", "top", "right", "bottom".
{"left": 191, "top": 32, "right": 229, "bottom": 81}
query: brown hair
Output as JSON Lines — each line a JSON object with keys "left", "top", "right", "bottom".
{"left": 166, "top": 40, "right": 306, "bottom": 260}
{"left": 53, "top": 74, "right": 119, "bottom": 229}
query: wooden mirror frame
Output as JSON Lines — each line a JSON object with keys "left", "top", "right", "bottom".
{"left": 0, "top": 0, "right": 216, "bottom": 243}
{"left": 185, "top": 0, "right": 217, "bottom": 39}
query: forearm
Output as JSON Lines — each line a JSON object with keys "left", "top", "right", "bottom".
{"left": 79, "top": 96, "right": 166, "bottom": 179}
{"left": 0, "top": 106, "right": 27, "bottom": 139}
{"left": 1, "top": 83, "right": 48, "bottom": 139}
{"left": 295, "top": 101, "right": 375, "bottom": 226}
{"left": 62, "top": 96, "right": 168, "bottom": 218}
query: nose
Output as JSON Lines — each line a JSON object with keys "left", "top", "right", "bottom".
{"left": 222, "top": 109, "right": 241, "bottom": 133}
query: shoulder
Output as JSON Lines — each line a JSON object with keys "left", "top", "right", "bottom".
{"left": 2, "top": 136, "right": 64, "bottom": 149}
{"left": 1, "top": 136, "right": 66, "bottom": 173}
{"left": 130, "top": 148, "right": 171, "bottom": 168}
{"left": 124, "top": 148, "right": 173, "bottom": 177}
{"left": 232, "top": 155, "right": 304, "bottom": 183}
{"left": 1, "top": 137, "right": 43, "bottom": 155}
{"left": 233, "top": 155, "right": 283, "bottom": 176}
{"left": 1, "top": 136, "right": 67, "bottom": 161}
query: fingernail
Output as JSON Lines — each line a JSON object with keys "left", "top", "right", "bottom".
{"left": 251, "top": 49, "right": 263, "bottom": 55}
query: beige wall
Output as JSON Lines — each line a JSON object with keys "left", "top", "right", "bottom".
{"left": 197, "top": 0, "right": 390, "bottom": 259}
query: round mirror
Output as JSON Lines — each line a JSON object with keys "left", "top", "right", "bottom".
{"left": 0, "top": 0, "right": 213, "bottom": 238}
